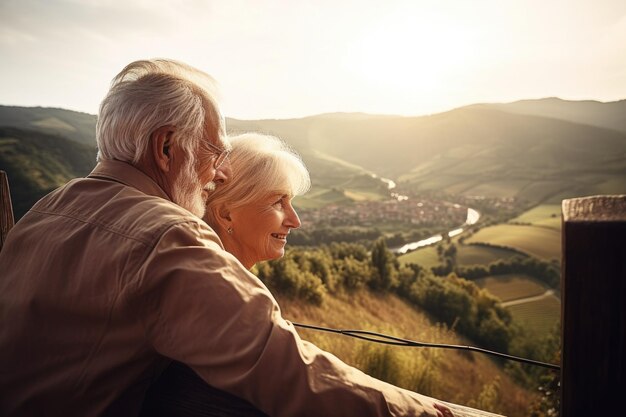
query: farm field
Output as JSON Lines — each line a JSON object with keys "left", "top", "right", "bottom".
{"left": 398, "top": 239, "right": 520, "bottom": 269}
{"left": 510, "top": 204, "right": 561, "bottom": 230}
{"left": 456, "top": 244, "right": 519, "bottom": 266}
{"left": 506, "top": 294, "right": 561, "bottom": 336}
{"left": 398, "top": 245, "right": 440, "bottom": 269}
{"left": 464, "top": 224, "right": 561, "bottom": 261}
{"left": 474, "top": 274, "right": 547, "bottom": 302}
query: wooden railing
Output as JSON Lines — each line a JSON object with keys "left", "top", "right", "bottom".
{"left": 561, "top": 195, "right": 626, "bottom": 416}
{"left": 0, "top": 171, "right": 14, "bottom": 252}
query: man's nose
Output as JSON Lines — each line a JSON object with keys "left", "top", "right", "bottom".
{"left": 214, "top": 158, "right": 232, "bottom": 184}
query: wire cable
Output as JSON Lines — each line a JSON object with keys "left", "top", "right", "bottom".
{"left": 292, "top": 322, "right": 560, "bottom": 370}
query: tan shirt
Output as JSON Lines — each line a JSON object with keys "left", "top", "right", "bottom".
{"left": 0, "top": 160, "right": 441, "bottom": 416}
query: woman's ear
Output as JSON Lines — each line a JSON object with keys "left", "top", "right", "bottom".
{"left": 214, "top": 204, "right": 233, "bottom": 230}
{"left": 150, "top": 126, "right": 175, "bottom": 172}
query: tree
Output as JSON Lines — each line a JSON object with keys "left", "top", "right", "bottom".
{"left": 370, "top": 238, "right": 398, "bottom": 291}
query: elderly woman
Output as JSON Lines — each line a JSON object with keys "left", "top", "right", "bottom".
{"left": 203, "top": 132, "right": 309, "bottom": 269}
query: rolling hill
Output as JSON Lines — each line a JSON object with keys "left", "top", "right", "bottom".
{"left": 473, "top": 97, "right": 626, "bottom": 134}
{"left": 0, "top": 105, "right": 97, "bottom": 146}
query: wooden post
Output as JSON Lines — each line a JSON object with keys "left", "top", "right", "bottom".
{"left": 561, "top": 195, "right": 626, "bottom": 416}
{"left": 0, "top": 170, "right": 15, "bottom": 252}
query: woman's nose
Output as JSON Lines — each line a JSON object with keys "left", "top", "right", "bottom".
{"left": 285, "top": 204, "right": 301, "bottom": 229}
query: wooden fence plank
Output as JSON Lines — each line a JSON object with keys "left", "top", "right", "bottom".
{"left": 0, "top": 170, "right": 15, "bottom": 252}
{"left": 561, "top": 195, "right": 626, "bottom": 416}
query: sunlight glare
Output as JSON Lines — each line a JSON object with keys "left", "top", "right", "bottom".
{"left": 348, "top": 10, "right": 474, "bottom": 95}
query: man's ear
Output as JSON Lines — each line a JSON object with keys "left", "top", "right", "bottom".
{"left": 150, "top": 126, "right": 175, "bottom": 172}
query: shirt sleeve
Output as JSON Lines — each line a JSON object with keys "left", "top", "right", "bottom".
{"left": 134, "top": 221, "right": 442, "bottom": 417}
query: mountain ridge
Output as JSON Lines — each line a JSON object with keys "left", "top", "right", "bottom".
{"left": 2, "top": 98, "right": 625, "bottom": 218}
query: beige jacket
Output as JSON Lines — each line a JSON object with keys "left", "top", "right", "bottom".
{"left": 0, "top": 160, "right": 441, "bottom": 416}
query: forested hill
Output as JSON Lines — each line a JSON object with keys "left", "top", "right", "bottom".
{"left": 0, "top": 126, "right": 96, "bottom": 217}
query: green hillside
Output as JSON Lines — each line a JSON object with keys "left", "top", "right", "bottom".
{"left": 0, "top": 105, "right": 96, "bottom": 146}
{"left": 396, "top": 109, "right": 626, "bottom": 202}
{"left": 0, "top": 127, "right": 97, "bottom": 218}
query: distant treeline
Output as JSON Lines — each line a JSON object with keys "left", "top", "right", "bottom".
{"left": 455, "top": 255, "right": 560, "bottom": 288}
{"left": 289, "top": 225, "right": 438, "bottom": 249}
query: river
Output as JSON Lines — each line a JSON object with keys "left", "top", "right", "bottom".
{"left": 370, "top": 174, "right": 481, "bottom": 255}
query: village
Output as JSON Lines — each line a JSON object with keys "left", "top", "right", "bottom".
{"left": 298, "top": 197, "right": 469, "bottom": 229}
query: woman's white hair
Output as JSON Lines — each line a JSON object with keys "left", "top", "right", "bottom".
{"left": 204, "top": 133, "right": 310, "bottom": 228}
{"left": 96, "top": 58, "right": 223, "bottom": 163}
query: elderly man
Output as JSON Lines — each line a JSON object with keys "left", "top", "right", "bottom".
{"left": 0, "top": 59, "right": 453, "bottom": 417}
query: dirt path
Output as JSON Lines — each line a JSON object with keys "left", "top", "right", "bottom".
{"left": 501, "top": 289, "right": 556, "bottom": 307}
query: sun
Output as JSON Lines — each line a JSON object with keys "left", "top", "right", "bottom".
{"left": 347, "top": 9, "right": 474, "bottom": 95}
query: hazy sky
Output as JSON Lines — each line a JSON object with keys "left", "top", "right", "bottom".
{"left": 1, "top": 0, "right": 625, "bottom": 119}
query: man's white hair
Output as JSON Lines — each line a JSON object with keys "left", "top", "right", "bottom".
{"left": 96, "top": 59, "right": 223, "bottom": 163}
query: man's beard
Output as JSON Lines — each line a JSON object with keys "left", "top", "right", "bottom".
{"left": 171, "top": 158, "right": 214, "bottom": 217}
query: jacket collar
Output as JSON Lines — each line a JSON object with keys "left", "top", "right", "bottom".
{"left": 88, "top": 160, "right": 171, "bottom": 201}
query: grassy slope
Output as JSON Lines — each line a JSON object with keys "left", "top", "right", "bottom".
{"left": 464, "top": 225, "right": 561, "bottom": 261}
{"left": 276, "top": 290, "right": 534, "bottom": 417}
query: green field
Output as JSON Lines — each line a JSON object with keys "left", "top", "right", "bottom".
{"left": 510, "top": 204, "right": 562, "bottom": 230}
{"left": 456, "top": 244, "right": 519, "bottom": 266}
{"left": 398, "top": 239, "right": 520, "bottom": 269}
{"left": 507, "top": 295, "right": 561, "bottom": 336}
{"left": 465, "top": 224, "right": 561, "bottom": 261}
{"left": 398, "top": 245, "right": 441, "bottom": 269}
{"left": 475, "top": 274, "right": 547, "bottom": 302}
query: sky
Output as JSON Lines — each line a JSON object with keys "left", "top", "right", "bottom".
{"left": 1, "top": 0, "right": 625, "bottom": 120}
